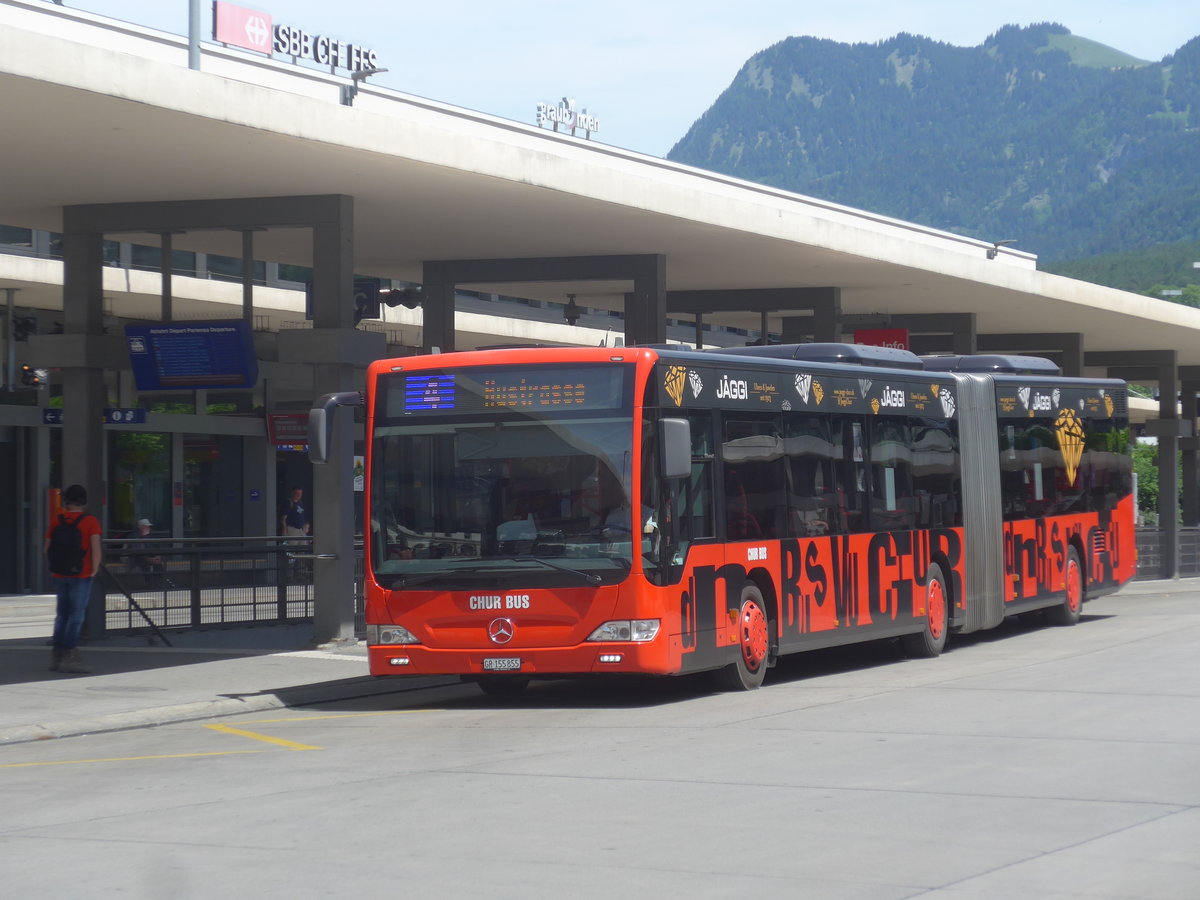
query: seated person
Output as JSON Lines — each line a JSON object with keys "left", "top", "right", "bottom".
{"left": 496, "top": 514, "right": 537, "bottom": 553}
{"left": 124, "top": 518, "right": 164, "bottom": 574}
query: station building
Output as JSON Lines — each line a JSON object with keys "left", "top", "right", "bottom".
{"left": 3, "top": 0, "right": 1199, "bottom": 618}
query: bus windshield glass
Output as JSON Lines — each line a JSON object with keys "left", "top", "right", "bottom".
{"left": 370, "top": 364, "right": 637, "bottom": 588}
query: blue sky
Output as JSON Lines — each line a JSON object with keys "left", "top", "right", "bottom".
{"left": 61, "top": 0, "right": 1200, "bottom": 156}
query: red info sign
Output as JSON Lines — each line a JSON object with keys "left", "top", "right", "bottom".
{"left": 214, "top": 1, "right": 273, "bottom": 55}
{"left": 854, "top": 328, "right": 910, "bottom": 350}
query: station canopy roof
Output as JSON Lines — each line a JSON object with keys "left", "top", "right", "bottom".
{"left": 2, "top": 1, "right": 1199, "bottom": 378}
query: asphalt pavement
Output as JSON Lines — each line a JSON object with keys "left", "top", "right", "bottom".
{"left": 2, "top": 577, "right": 1197, "bottom": 750}
{"left": 0, "top": 593, "right": 456, "bottom": 745}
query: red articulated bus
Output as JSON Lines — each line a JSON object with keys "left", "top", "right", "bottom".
{"left": 310, "top": 343, "right": 1135, "bottom": 695}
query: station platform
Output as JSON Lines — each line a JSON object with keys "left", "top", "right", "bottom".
{"left": 0, "top": 593, "right": 454, "bottom": 746}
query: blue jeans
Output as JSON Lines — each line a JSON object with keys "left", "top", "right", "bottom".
{"left": 52, "top": 576, "right": 94, "bottom": 651}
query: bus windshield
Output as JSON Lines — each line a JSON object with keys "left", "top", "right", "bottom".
{"left": 369, "top": 367, "right": 637, "bottom": 588}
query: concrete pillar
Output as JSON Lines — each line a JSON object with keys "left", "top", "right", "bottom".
{"left": 309, "top": 198, "right": 359, "bottom": 643}
{"left": 1182, "top": 384, "right": 1200, "bottom": 528}
{"left": 625, "top": 255, "right": 666, "bottom": 345}
{"left": 59, "top": 226, "right": 107, "bottom": 507}
{"left": 242, "top": 434, "right": 273, "bottom": 536}
{"left": 420, "top": 275, "right": 456, "bottom": 353}
{"left": 1089, "top": 350, "right": 1184, "bottom": 578}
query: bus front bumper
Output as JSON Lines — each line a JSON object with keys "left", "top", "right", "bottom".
{"left": 367, "top": 642, "right": 676, "bottom": 677}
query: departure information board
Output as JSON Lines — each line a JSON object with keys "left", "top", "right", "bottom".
{"left": 126, "top": 320, "right": 258, "bottom": 391}
{"left": 386, "top": 364, "right": 629, "bottom": 418}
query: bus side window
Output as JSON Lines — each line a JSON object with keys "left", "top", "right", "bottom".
{"left": 836, "top": 419, "right": 869, "bottom": 533}
{"left": 679, "top": 411, "right": 715, "bottom": 542}
{"left": 911, "top": 417, "right": 960, "bottom": 527}
{"left": 721, "top": 414, "right": 783, "bottom": 540}
{"left": 869, "top": 416, "right": 915, "bottom": 531}
{"left": 782, "top": 411, "right": 838, "bottom": 536}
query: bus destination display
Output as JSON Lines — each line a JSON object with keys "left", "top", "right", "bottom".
{"left": 392, "top": 365, "right": 627, "bottom": 417}
{"left": 404, "top": 374, "right": 455, "bottom": 410}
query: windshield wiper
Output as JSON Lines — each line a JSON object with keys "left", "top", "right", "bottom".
{"left": 388, "top": 571, "right": 446, "bottom": 590}
{"left": 493, "top": 557, "right": 602, "bottom": 586}
{"left": 389, "top": 557, "right": 603, "bottom": 589}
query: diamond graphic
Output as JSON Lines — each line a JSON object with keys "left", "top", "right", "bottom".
{"left": 1055, "top": 408, "right": 1086, "bottom": 486}
{"left": 795, "top": 373, "right": 812, "bottom": 404}
{"left": 858, "top": 378, "right": 872, "bottom": 396}
{"left": 664, "top": 366, "right": 686, "bottom": 407}
{"left": 1018, "top": 386, "right": 1031, "bottom": 410}
{"left": 687, "top": 369, "right": 703, "bottom": 399}
{"left": 813, "top": 381, "right": 824, "bottom": 405}
{"left": 939, "top": 389, "right": 956, "bottom": 418}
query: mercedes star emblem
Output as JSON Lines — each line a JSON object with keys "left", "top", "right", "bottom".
{"left": 488, "top": 618, "right": 515, "bottom": 644}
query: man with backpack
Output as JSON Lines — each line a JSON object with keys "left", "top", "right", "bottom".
{"left": 43, "top": 483, "right": 103, "bottom": 674}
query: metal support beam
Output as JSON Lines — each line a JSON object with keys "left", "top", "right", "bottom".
{"left": 423, "top": 254, "right": 667, "bottom": 348}
{"left": 978, "top": 333, "right": 1085, "bottom": 376}
{"left": 60, "top": 195, "right": 361, "bottom": 641}
{"left": 1183, "top": 382, "right": 1200, "bottom": 526}
{"left": 666, "top": 286, "right": 841, "bottom": 316}
{"left": 307, "top": 197, "right": 357, "bottom": 642}
{"left": 241, "top": 230, "right": 255, "bottom": 324}
{"left": 3, "top": 287, "right": 15, "bottom": 391}
{"left": 1089, "top": 349, "right": 1180, "bottom": 578}
{"left": 419, "top": 268, "right": 457, "bottom": 354}
{"left": 625, "top": 254, "right": 666, "bottom": 345}
{"left": 841, "top": 312, "right": 975, "bottom": 355}
{"left": 160, "top": 233, "right": 173, "bottom": 321}
{"left": 661, "top": 288, "right": 842, "bottom": 344}
{"left": 59, "top": 216, "right": 108, "bottom": 637}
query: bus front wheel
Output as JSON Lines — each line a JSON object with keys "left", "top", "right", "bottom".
{"left": 901, "top": 563, "right": 948, "bottom": 658}
{"left": 1046, "top": 547, "right": 1084, "bottom": 626}
{"left": 715, "top": 583, "right": 770, "bottom": 691}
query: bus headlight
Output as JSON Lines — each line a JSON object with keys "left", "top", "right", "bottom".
{"left": 367, "top": 624, "right": 420, "bottom": 645}
{"left": 586, "top": 619, "right": 660, "bottom": 642}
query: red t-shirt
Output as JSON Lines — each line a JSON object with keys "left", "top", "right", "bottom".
{"left": 44, "top": 512, "right": 102, "bottom": 578}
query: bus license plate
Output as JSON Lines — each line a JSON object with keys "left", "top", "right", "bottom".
{"left": 482, "top": 657, "right": 522, "bottom": 671}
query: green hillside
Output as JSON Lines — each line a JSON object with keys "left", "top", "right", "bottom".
{"left": 1045, "top": 239, "right": 1200, "bottom": 302}
{"left": 668, "top": 23, "right": 1200, "bottom": 265}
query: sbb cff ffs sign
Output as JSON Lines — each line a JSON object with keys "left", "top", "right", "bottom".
{"left": 213, "top": 2, "right": 379, "bottom": 72}
{"left": 214, "top": 1, "right": 272, "bottom": 54}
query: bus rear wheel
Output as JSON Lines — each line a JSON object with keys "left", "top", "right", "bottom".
{"left": 1046, "top": 547, "right": 1084, "bottom": 626}
{"left": 901, "top": 563, "right": 948, "bottom": 658}
{"left": 715, "top": 583, "right": 770, "bottom": 691}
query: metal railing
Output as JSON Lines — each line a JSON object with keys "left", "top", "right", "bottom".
{"left": 99, "top": 536, "right": 364, "bottom": 637}
{"left": 1135, "top": 527, "right": 1200, "bottom": 581}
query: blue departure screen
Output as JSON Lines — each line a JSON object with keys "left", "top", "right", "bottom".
{"left": 404, "top": 374, "right": 456, "bottom": 410}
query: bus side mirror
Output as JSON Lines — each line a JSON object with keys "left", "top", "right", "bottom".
{"left": 660, "top": 417, "right": 691, "bottom": 480}
{"left": 308, "top": 391, "right": 364, "bottom": 464}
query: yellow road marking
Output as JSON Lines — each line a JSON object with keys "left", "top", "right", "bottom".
{"left": 204, "top": 723, "right": 322, "bottom": 751}
{"left": 237, "top": 710, "right": 438, "bottom": 725}
{"left": 0, "top": 750, "right": 265, "bottom": 769}
{"left": 0, "top": 710, "right": 431, "bottom": 768}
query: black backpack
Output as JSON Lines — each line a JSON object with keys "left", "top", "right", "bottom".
{"left": 47, "top": 513, "right": 88, "bottom": 576}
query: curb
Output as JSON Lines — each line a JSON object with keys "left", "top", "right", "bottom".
{"left": 0, "top": 674, "right": 461, "bottom": 747}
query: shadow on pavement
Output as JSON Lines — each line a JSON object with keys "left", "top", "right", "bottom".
{"left": 0, "top": 622, "right": 328, "bottom": 688}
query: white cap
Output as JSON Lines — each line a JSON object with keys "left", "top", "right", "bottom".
{"left": 137, "top": 518, "right": 152, "bottom": 527}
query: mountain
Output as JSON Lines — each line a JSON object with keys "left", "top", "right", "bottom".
{"left": 667, "top": 24, "right": 1200, "bottom": 264}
